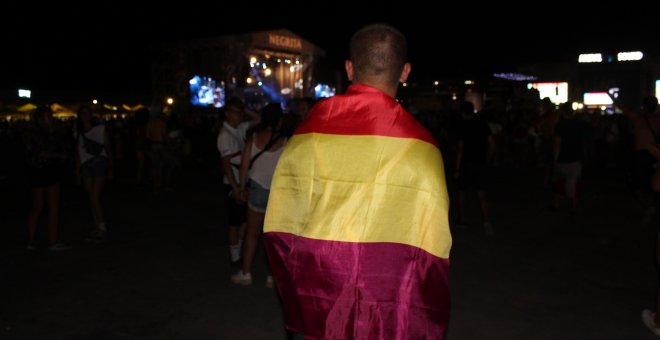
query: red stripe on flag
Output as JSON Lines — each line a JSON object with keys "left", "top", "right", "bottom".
{"left": 265, "top": 232, "right": 450, "bottom": 339}
{"left": 296, "top": 84, "right": 437, "bottom": 147}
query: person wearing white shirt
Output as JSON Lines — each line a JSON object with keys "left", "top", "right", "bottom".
{"left": 216, "top": 97, "right": 259, "bottom": 267}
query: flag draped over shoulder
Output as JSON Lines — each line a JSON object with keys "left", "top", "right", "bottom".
{"left": 264, "top": 84, "right": 451, "bottom": 339}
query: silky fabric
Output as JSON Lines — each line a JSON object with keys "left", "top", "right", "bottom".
{"left": 264, "top": 83, "right": 451, "bottom": 339}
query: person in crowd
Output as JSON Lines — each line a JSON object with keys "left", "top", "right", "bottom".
{"left": 551, "top": 102, "right": 589, "bottom": 213}
{"left": 75, "top": 105, "right": 112, "bottom": 242}
{"left": 134, "top": 107, "right": 150, "bottom": 186}
{"left": 231, "top": 103, "right": 287, "bottom": 287}
{"left": 146, "top": 110, "right": 178, "bottom": 191}
{"left": 454, "top": 100, "right": 495, "bottom": 235}
{"left": 24, "top": 106, "right": 70, "bottom": 251}
{"left": 533, "top": 97, "right": 560, "bottom": 187}
{"left": 640, "top": 104, "right": 660, "bottom": 337}
{"left": 216, "top": 97, "right": 259, "bottom": 268}
{"left": 262, "top": 24, "right": 452, "bottom": 339}
{"left": 616, "top": 94, "right": 660, "bottom": 225}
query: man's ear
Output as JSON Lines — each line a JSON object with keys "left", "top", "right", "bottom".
{"left": 399, "top": 63, "right": 411, "bottom": 83}
{"left": 345, "top": 60, "right": 354, "bottom": 81}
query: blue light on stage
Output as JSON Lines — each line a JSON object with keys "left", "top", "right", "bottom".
{"left": 314, "top": 84, "right": 336, "bottom": 98}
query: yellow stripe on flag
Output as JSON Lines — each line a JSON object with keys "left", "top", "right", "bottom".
{"left": 265, "top": 133, "right": 451, "bottom": 259}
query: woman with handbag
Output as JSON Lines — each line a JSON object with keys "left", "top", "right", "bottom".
{"left": 231, "top": 103, "right": 287, "bottom": 287}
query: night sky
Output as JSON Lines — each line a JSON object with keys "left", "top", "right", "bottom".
{"left": 1, "top": 1, "right": 656, "bottom": 96}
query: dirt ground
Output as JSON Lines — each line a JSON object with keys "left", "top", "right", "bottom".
{"left": 1, "top": 156, "right": 658, "bottom": 339}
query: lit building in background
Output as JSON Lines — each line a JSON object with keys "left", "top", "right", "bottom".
{"left": 583, "top": 92, "right": 613, "bottom": 106}
{"left": 575, "top": 50, "right": 652, "bottom": 110}
{"left": 527, "top": 82, "right": 569, "bottom": 104}
{"left": 517, "top": 49, "right": 659, "bottom": 111}
{"left": 153, "top": 29, "right": 326, "bottom": 112}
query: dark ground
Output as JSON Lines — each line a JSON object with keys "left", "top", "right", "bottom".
{"left": 1, "top": 154, "right": 659, "bottom": 339}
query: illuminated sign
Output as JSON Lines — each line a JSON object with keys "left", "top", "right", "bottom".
{"left": 528, "top": 82, "right": 568, "bottom": 104}
{"left": 268, "top": 34, "right": 302, "bottom": 50}
{"left": 583, "top": 92, "right": 613, "bottom": 106}
{"left": 578, "top": 53, "right": 602, "bottom": 63}
{"left": 617, "top": 51, "right": 643, "bottom": 61}
{"left": 18, "top": 89, "right": 31, "bottom": 98}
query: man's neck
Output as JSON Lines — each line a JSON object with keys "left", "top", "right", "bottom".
{"left": 357, "top": 79, "right": 398, "bottom": 98}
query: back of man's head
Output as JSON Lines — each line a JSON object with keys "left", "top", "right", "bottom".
{"left": 350, "top": 24, "right": 407, "bottom": 86}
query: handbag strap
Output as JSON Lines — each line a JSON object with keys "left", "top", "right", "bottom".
{"left": 248, "top": 133, "right": 281, "bottom": 170}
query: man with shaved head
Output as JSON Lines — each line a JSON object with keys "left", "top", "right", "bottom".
{"left": 348, "top": 23, "right": 409, "bottom": 89}
{"left": 264, "top": 24, "right": 452, "bottom": 339}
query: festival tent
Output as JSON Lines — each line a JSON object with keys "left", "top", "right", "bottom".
{"left": 50, "top": 103, "right": 76, "bottom": 119}
{"left": 17, "top": 103, "right": 37, "bottom": 112}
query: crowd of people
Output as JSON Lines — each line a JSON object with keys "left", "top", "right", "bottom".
{"left": 4, "top": 23, "right": 660, "bottom": 339}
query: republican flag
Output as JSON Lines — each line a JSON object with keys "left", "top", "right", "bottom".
{"left": 264, "top": 84, "right": 451, "bottom": 339}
